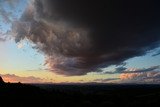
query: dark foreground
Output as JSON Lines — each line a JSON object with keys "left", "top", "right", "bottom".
{"left": 1, "top": 83, "right": 160, "bottom": 107}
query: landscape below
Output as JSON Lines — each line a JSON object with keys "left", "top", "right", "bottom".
{"left": 0, "top": 76, "right": 160, "bottom": 106}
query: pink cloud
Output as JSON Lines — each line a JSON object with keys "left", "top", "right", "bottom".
{"left": 0, "top": 74, "right": 44, "bottom": 83}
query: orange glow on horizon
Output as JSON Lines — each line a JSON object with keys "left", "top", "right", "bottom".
{"left": 2, "top": 77, "right": 17, "bottom": 83}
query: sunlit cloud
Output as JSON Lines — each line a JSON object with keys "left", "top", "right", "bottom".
{"left": 0, "top": 74, "right": 45, "bottom": 83}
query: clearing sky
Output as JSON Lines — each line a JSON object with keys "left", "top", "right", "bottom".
{"left": 0, "top": 0, "right": 160, "bottom": 83}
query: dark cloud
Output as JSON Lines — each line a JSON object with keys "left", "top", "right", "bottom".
{"left": 12, "top": 0, "right": 160, "bottom": 76}
{"left": 104, "top": 66, "right": 127, "bottom": 74}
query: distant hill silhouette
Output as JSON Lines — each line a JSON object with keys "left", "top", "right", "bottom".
{"left": 0, "top": 76, "right": 4, "bottom": 84}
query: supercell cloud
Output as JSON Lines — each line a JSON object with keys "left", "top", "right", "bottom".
{"left": 12, "top": 0, "right": 160, "bottom": 76}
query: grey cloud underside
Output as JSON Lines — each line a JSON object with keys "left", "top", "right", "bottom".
{"left": 104, "top": 65, "right": 160, "bottom": 74}
{"left": 13, "top": 0, "right": 160, "bottom": 76}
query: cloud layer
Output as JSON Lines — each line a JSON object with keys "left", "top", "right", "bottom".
{"left": 120, "top": 71, "right": 160, "bottom": 84}
{"left": 116, "top": 65, "right": 160, "bottom": 83}
{"left": 93, "top": 78, "right": 120, "bottom": 83}
{"left": 0, "top": 74, "right": 44, "bottom": 83}
{"left": 12, "top": 0, "right": 160, "bottom": 76}
{"left": 104, "top": 65, "right": 160, "bottom": 74}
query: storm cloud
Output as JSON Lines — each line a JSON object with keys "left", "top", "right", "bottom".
{"left": 12, "top": 0, "right": 160, "bottom": 76}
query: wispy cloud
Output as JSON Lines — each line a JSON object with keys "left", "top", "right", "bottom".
{"left": 152, "top": 50, "right": 160, "bottom": 57}
{"left": 104, "top": 66, "right": 127, "bottom": 74}
{"left": 0, "top": 0, "right": 20, "bottom": 23}
{"left": 0, "top": 8, "right": 12, "bottom": 23}
{"left": 93, "top": 78, "right": 120, "bottom": 83}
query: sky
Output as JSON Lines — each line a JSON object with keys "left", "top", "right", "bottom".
{"left": 0, "top": 0, "right": 160, "bottom": 83}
